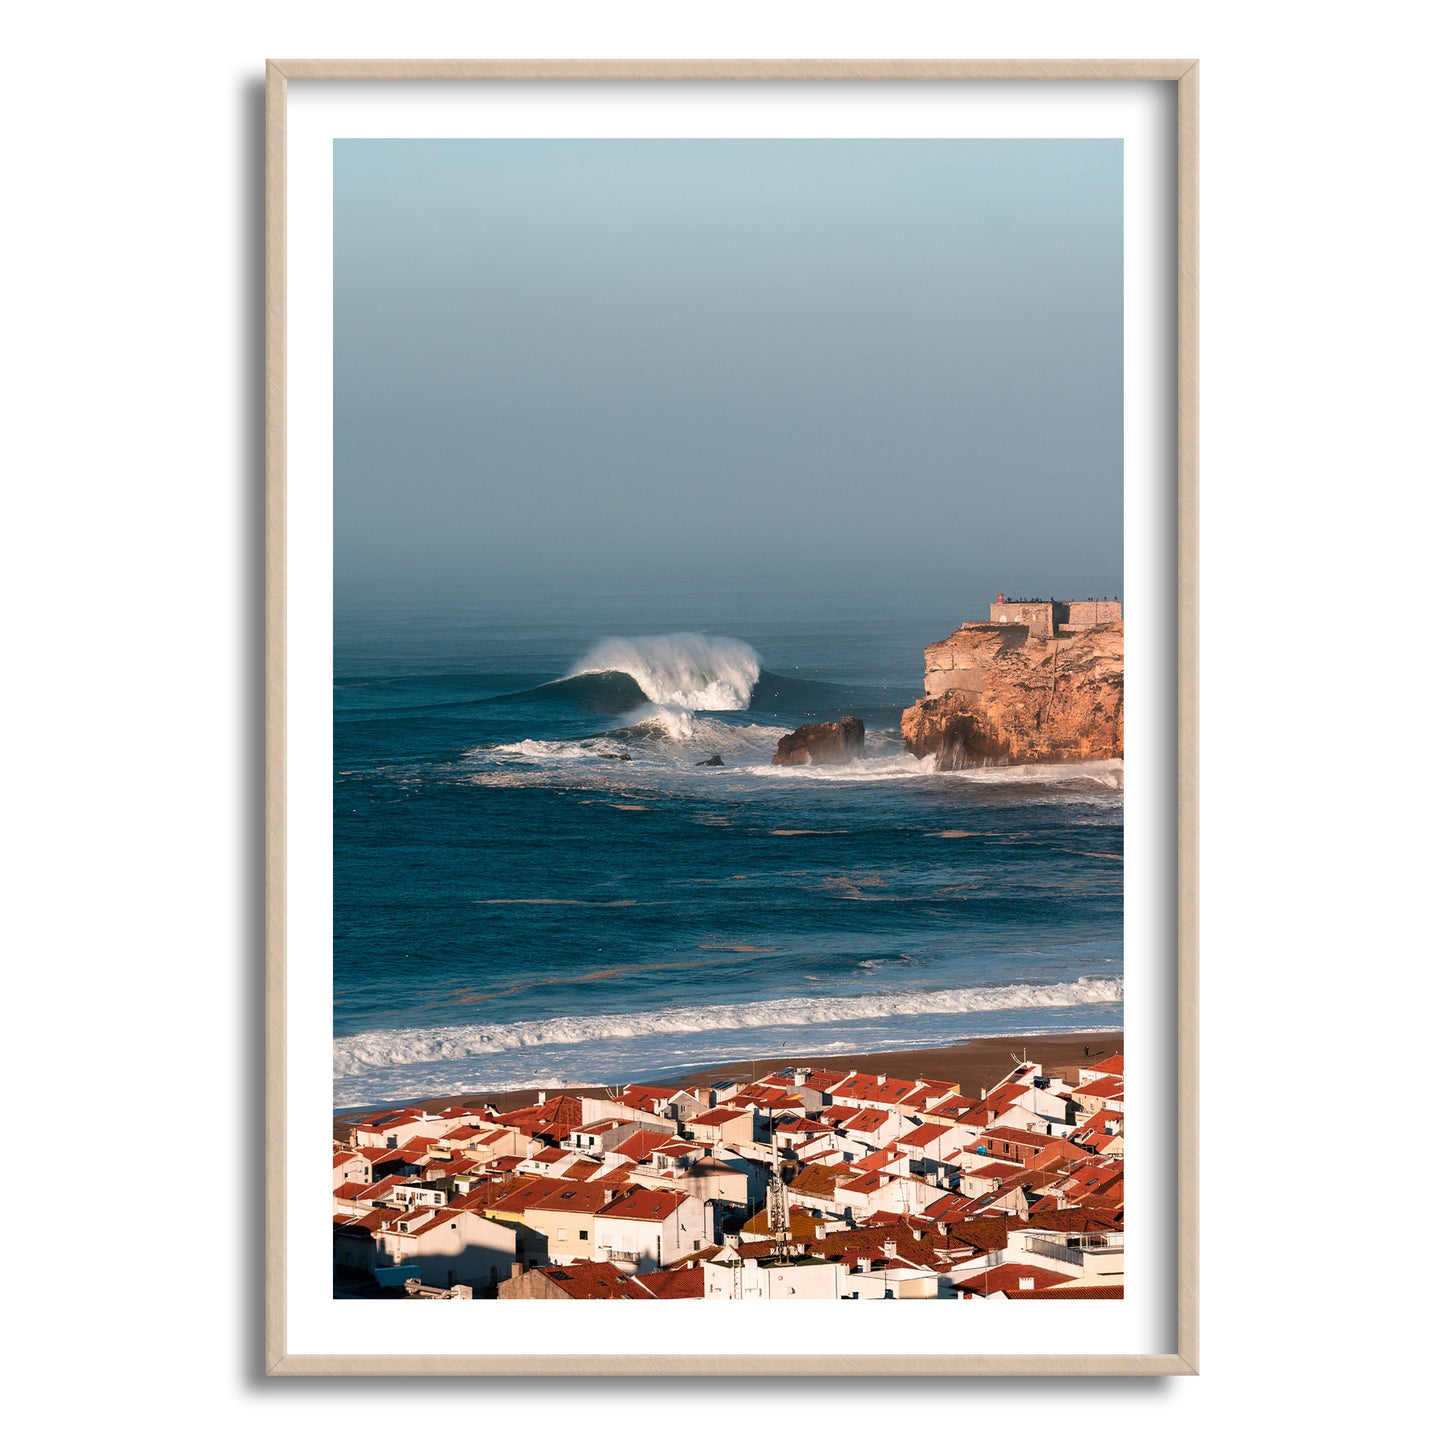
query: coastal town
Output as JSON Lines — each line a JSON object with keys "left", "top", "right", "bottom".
{"left": 333, "top": 1050, "right": 1123, "bottom": 1300}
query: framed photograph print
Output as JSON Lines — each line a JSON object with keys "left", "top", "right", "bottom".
{"left": 266, "top": 59, "right": 1198, "bottom": 1375}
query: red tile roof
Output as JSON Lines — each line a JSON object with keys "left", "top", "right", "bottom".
{"left": 691, "top": 1106, "right": 749, "bottom": 1127}
{"left": 898, "top": 1123, "right": 950, "bottom": 1147}
{"left": 853, "top": 1147, "right": 905, "bottom": 1173}
{"left": 979, "top": 1125, "right": 1055, "bottom": 1149}
{"left": 751, "top": 1067, "right": 849, "bottom": 1095}
{"left": 639, "top": 1267, "right": 707, "bottom": 1299}
{"left": 830, "top": 1072, "right": 918, "bottom": 1104}
{"left": 359, "top": 1108, "right": 425, "bottom": 1128}
{"left": 789, "top": 1163, "right": 859, "bottom": 1198}
{"left": 1020, "top": 1284, "right": 1125, "bottom": 1300}
{"left": 598, "top": 1187, "right": 687, "bottom": 1221}
{"left": 962, "top": 1161, "right": 1022, "bottom": 1181}
{"left": 493, "top": 1095, "right": 585, "bottom": 1138}
{"left": 349, "top": 1207, "right": 404, "bottom": 1233}
{"left": 426, "top": 1158, "right": 477, "bottom": 1179}
{"left": 394, "top": 1209, "right": 459, "bottom": 1238}
{"left": 774, "top": 1115, "right": 833, "bottom": 1137}
{"left": 1011, "top": 1207, "right": 1122, "bottom": 1235}
{"left": 618, "top": 1085, "right": 676, "bottom": 1112}
{"left": 810, "top": 1224, "right": 945, "bottom": 1271}
{"left": 533, "top": 1262, "right": 653, "bottom": 1300}
{"left": 924, "top": 1193, "right": 976, "bottom": 1223}
{"left": 939, "top": 1214, "right": 1008, "bottom": 1253}
{"left": 956, "top": 1263, "right": 1074, "bottom": 1296}
{"left": 839, "top": 1171, "right": 894, "bottom": 1196}
{"left": 490, "top": 1178, "right": 575, "bottom": 1214}
{"left": 531, "top": 1183, "right": 613, "bottom": 1216}
{"left": 739, "top": 1204, "right": 830, "bottom": 1241}
{"left": 355, "top": 1177, "right": 403, "bottom": 1202}
{"left": 611, "top": 1130, "right": 677, "bottom": 1162}
{"left": 923, "top": 1096, "right": 982, "bottom": 1122}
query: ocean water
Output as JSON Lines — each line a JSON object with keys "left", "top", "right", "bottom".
{"left": 333, "top": 575, "right": 1123, "bottom": 1110}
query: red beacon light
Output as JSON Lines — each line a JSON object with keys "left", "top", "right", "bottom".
{"left": 996, "top": 591, "right": 1005, "bottom": 605}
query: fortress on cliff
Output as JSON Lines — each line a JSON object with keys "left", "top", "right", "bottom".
{"left": 987, "top": 593, "right": 1122, "bottom": 641}
{"left": 920, "top": 592, "right": 1124, "bottom": 701}
{"left": 904, "top": 592, "right": 1125, "bottom": 765}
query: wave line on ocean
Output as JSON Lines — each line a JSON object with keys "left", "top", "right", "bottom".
{"left": 333, "top": 976, "right": 1124, "bottom": 1077}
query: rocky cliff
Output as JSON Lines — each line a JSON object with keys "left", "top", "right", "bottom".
{"left": 901, "top": 623, "right": 1122, "bottom": 769}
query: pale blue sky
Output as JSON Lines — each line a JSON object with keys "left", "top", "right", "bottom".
{"left": 334, "top": 139, "right": 1122, "bottom": 600}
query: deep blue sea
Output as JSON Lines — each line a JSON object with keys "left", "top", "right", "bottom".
{"left": 333, "top": 575, "right": 1122, "bottom": 1109}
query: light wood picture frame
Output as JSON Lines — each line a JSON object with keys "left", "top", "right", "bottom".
{"left": 266, "top": 58, "right": 1198, "bottom": 1376}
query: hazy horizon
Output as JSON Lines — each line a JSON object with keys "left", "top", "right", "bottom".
{"left": 335, "top": 139, "right": 1123, "bottom": 603}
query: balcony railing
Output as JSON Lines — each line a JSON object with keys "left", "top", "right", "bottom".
{"left": 1020, "top": 1233, "right": 1124, "bottom": 1266}
{"left": 1020, "top": 1235, "right": 1083, "bottom": 1267}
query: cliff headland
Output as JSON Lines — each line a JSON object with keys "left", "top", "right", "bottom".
{"left": 901, "top": 597, "right": 1123, "bottom": 770}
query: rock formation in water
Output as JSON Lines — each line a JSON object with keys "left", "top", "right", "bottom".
{"left": 771, "top": 717, "right": 866, "bottom": 766}
{"left": 901, "top": 621, "right": 1122, "bottom": 770}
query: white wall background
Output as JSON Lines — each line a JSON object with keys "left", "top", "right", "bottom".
{"left": 5, "top": 1, "right": 1434, "bottom": 1434}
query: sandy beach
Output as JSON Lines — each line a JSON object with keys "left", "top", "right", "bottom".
{"left": 340, "top": 1030, "right": 1123, "bottom": 1126}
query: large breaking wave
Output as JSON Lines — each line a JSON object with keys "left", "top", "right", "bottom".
{"left": 562, "top": 633, "right": 762, "bottom": 711}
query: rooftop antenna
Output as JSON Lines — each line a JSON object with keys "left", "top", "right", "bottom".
{"left": 767, "top": 1113, "right": 793, "bottom": 1258}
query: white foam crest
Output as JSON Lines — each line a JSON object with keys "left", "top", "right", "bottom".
{"left": 564, "top": 633, "right": 761, "bottom": 711}
{"left": 961, "top": 758, "right": 1123, "bottom": 789}
{"left": 333, "top": 976, "right": 1123, "bottom": 1077}
{"left": 741, "top": 752, "right": 939, "bottom": 783}
{"left": 475, "top": 738, "right": 594, "bottom": 762}
{"left": 616, "top": 711, "right": 785, "bottom": 753}
{"left": 617, "top": 701, "right": 699, "bottom": 740}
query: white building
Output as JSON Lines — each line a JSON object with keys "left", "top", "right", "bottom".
{"left": 701, "top": 1250, "right": 849, "bottom": 1299}
{"left": 371, "top": 1208, "right": 518, "bottom": 1291}
{"left": 594, "top": 1187, "right": 712, "bottom": 1273}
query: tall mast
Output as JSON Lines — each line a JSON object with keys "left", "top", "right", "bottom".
{"left": 767, "top": 1111, "right": 791, "bottom": 1255}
